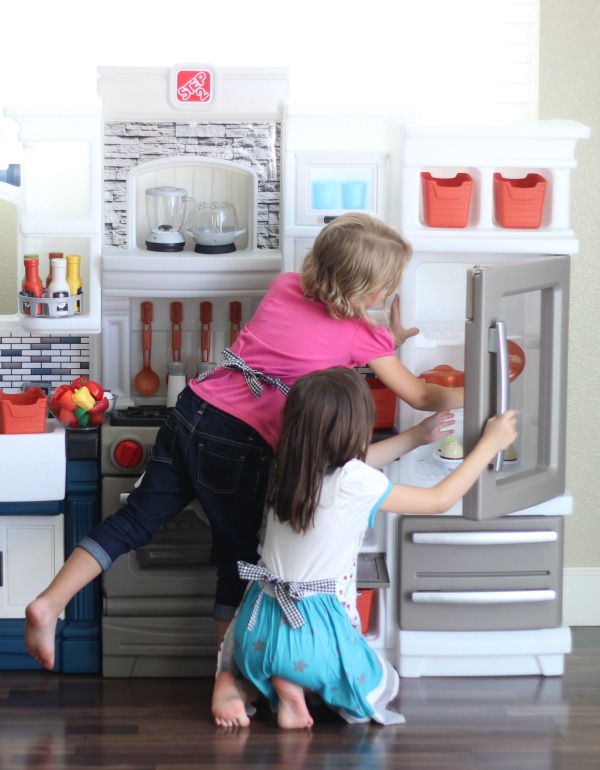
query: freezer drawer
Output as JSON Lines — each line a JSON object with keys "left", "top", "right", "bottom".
{"left": 398, "top": 515, "right": 563, "bottom": 631}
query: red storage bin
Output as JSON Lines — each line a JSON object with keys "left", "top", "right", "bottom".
{"left": 357, "top": 589, "right": 375, "bottom": 634}
{"left": 0, "top": 387, "right": 48, "bottom": 434}
{"left": 493, "top": 172, "right": 547, "bottom": 229}
{"left": 421, "top": 172, "right": 473, "bottom": 228}
{"left": 366, "top": 378, "right": 396, "bottom": 430}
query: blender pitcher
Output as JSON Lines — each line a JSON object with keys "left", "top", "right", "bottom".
{"left": 187, "top": 201, "right": 247, "bottom": 254}
{"left": 145, "top": 186, "right": 195, "bottom": 252}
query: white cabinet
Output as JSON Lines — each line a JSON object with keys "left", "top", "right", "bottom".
{"left": 0, "top": 515, "right": 64, "bottom": 619}
{"left": 282, "top": 105, "right": 406, "bottom": 273}
{"left": 0, "top": 420, "right": 66, "bottom": 502}
{"left": 4, "top": 104, "right": 102, "bottom": 334}
{"left": 398, "top": 120, "right": 590, "bottom": 254}
{"left": 293, "top": 153, "right": 388, "bottom": 226}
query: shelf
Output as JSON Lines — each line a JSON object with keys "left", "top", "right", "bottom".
{"left": 402, "top": 228, "right": 582, "bottom": 255}
{"left": 101, "top": 248, "right": 283, "bottom": 296}
{"left": 413, "top": 323, "right": 465, "bottom": 348}
{"left": 20, "top": 219, "right": 101, "bottom": 237}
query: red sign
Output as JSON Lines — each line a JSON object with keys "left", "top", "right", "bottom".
{"left": 175, "top": 69, "right": 213, "bottom": 104}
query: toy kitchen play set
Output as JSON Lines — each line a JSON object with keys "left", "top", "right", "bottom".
{"left": 0, "top": 65, "right": 589, "bottom": 678}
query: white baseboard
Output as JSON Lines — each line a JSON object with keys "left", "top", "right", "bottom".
{"left": 563, "top": 568, "right": 600, "bottom": 626}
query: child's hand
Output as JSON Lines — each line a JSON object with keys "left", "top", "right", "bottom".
{"left": 390, "top": 294, "right": 419, "bottom": 347}
{"left": 415, "top": 411, "right": 456, "bottom": 446}
{"left": 482, "top": 409, "right": 518, "bottom": 452}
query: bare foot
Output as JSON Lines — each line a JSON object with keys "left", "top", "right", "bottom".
{"left": 272, "top": 677, "right": 313, "bottom": 730}
{"left": 25, "top": 597, "right": 58, "bottom": 670}
{"left": 212, "top": 671, "right": 251, "bottom": 728}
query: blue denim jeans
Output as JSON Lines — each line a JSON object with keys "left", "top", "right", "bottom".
{"left": 85, "top": 386, "right": 273, "bottom": 621}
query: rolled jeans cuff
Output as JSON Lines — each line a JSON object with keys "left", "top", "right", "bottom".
{"left": 79, "top": 536, "right": 113, "bottom": 571}
{"left": 213, "top": 602, "right": 238, "bottom": 622}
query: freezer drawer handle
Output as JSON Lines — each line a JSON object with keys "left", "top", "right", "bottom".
{"left": 412, "top": 589, "right": 556, "bottom": 605}
{"left": 411, "top": 531, "right": 558, "bottom": 545}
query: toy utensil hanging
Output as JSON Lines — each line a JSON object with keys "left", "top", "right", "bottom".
{"left": 200, "top": 301, "right": 212, "bottom": 363}
{"left": 167, "top": 301, "right": 183, "bottom": 384}
{"left": 171, "top": 301, "right": 183, "bottom": 362}
{"left": 134, "top": 301, "right": 160, "bottom": 396}
{"left": 229, "top": 301, "right": 242, "bottom": 345}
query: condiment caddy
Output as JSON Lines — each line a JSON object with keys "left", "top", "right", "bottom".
{"left": 19, "top": 252, "right": 84, "bottom": 318}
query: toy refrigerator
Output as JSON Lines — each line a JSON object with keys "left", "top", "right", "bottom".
{"left": 282, "top": 112, "right": 589, "bottom": 676}
{"left": 389, "top": 121, "right": 589, "bottom": 676}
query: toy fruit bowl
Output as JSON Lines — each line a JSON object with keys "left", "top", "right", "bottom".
{"left": 50, "top": 377, "right": 111, "bottom": 430}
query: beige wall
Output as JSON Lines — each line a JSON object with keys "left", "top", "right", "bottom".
{"left": 0, "top": 198, "right": 17, "bottom": 315}
{"left": 539, "top": 0, "right": 600, "bottom": 566}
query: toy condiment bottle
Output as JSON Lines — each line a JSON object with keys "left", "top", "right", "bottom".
{"left": 47, "top": 257, "right": 70, "bottom": 317}
{"left": 22, "top": 254, "right": 43, "bottom": 316}
{"left": 45, "top": 251, "right": 64, "bottom": 291}
{"left": 166, "top": 362, "right": 187, "bottom": 407}
{"left": 66, "top": 254, "right": 83, "bottom": 313}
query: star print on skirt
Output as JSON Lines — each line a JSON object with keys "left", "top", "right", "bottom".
{"left": 232, "top": 581, "right": 404, "bottom": 725}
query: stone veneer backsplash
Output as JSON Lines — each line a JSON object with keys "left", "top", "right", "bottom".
{"left": 0, "top": 333, "right": 90, "bottom": 394}
{"left": 104, "top": 121, "right": 281, "bottom": 249}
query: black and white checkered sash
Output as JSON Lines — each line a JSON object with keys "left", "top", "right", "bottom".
{"left": 237, "top": 561, "right": 337, "bottom": 630}
{"left": 196, "top": 348, "right": 290, "bottom": 398}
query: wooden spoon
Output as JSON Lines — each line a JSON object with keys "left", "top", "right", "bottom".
{"left": 134, "top": 301, "right": 160, "bottom": 396}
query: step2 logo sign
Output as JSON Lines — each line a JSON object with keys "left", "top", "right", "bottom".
{"left": 169, "top": 65, "right": 215, "bottom": 109}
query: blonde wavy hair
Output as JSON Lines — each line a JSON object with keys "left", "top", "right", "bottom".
{"left": 301, "top": 213, "right": 412, "bottom": 320}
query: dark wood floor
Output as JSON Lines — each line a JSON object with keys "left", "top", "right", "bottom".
{"left": 1, "top": 627, "right": 599, "bottom": 770}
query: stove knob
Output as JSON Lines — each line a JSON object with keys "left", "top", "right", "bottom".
{"left": 112, "top": 439, "right": 145, "bottom": 470}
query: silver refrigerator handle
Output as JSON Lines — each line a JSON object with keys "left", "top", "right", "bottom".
{"left": 412, "top": 531, "right": 558, "bottom": 545}
{"left": 411, "top": 589, "right": 556, "bottom": 605}
{"left": 488, "top": 320, "right": 510, "bottom": 472}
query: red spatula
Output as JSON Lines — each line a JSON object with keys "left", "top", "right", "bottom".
{"left": 200, "top": 301, "right": 212, "bottom": 363}
{"left": 229, "top": 301, "right": 242, "bottom": 345}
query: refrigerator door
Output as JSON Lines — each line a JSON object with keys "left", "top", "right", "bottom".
{"left": 462, "top": 255, "right": 569, "bottom": 520}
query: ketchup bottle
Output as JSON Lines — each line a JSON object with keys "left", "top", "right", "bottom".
{"left": 22, "top": 255, "right": 44, "bottom": 316}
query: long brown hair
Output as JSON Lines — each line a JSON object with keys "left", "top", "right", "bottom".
{"left": 301, "top": 212, "right": 412, "bottom": 320}
{"left": 267, "top": 367, "right": 375, "bottom": 534}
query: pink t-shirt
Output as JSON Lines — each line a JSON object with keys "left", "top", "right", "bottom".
{"left": 189, "top": 272, "right": 394, "bottom": 449}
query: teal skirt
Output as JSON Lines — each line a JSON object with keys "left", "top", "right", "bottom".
{"left": 232, "top": 581, "right": 404, "bottom": 725}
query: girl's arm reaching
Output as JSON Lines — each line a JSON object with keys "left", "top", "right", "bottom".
{"left": 379, "top": 410, "right": 518, "bottom": 515}
{"left": 366, "top": 411, "right": 455, "bottom": 469}
{"left": 389, "top": 294, "right": 419, "bottom": 348}
{"left": 367, "top": 353, "right": 464, "bottom": 412}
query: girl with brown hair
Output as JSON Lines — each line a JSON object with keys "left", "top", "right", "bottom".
{"left": 221, "top": 368, "right": 516, "bottom": 729}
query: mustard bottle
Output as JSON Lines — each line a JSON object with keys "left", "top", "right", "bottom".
{"left": 66, "top": 254, "right": 83, "bottom": 313}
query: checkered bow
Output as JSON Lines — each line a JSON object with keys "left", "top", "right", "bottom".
{"left": 237, "top": 561, "right": 337, "bottom": 630}
{"left": 196, "top": 348, "right": 290, "bottom": 398}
